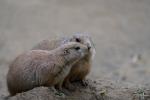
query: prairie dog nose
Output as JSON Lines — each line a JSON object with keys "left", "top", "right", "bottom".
{"left": 86, "top": 43, "right": 91, "bottom": 50}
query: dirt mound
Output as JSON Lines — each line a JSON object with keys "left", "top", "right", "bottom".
{"left": 1, "top": 79, "right": 149, "bottom": 100}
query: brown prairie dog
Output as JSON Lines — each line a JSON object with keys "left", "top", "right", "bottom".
{"left": 32, "top": 33, "right": 96, "bottom": 90}
{"left": 7, "top": 42, "right": 89, "bottom": 96}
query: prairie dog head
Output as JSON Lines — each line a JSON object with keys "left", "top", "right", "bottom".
{"left": 70, "top": 33, "right": 96, "bottom": 59}
{"left": 58, "top": 42, "right": 89, "bottom": 64}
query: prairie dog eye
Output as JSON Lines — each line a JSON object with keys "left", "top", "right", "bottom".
{"left": 75, "top": 38, "right": 81, "bottom": 42}
{"left": 75, "top": 46, "right": 80, "bottom": 50}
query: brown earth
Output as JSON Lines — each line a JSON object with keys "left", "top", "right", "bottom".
{"left": 0, "top": 0, "right": 150, "bottom": 99}
{"left": 2, "top": 79, "right": 150, "bottom": 100}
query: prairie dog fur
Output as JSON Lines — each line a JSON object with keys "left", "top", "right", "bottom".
{"left": 32, "top": 33, "right": 96, "bottom": 90}
{"left": 7, "top": 42, "right": 89, "bottom": 96}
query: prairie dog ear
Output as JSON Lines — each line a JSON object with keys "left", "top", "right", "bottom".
{"left": 64, "top": 49, "right": 70, "bottom": 55}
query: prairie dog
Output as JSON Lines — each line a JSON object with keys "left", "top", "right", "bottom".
{"left": 7, "top": 42, "right": 89, "bottom": 96}
{"left": 32, "top": 33, "right": 96, "bottom": 90}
